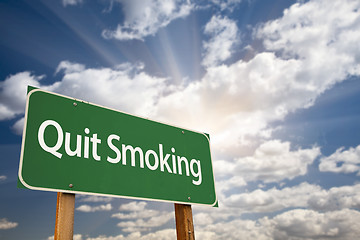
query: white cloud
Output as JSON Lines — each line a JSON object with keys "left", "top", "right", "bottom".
{"left": 210, "top": 0, "right": 242, "bottom": 11}
{"left": 224, "top": 183, "right": 360, "bottom": 213}
{"left": 198, "top": 219, "right": 271, "bottom": 240}
{"left": 212, "top": 159, "right": 237, "bottom": 177}
{"left": 152, "top": 43, "right": 357, "bottom": 156}
{"left": 49, "top": 61, "right": 167, "bottom": 117}
{"left": 0, "top": 0, "right": 357, "bottom": 151}
{"left": 132, "top": 229, "right": 175, "bottom": 240}
{"left": 0, "top": 61, "right": 168, "bottom": 134}
{"left": 150, "top": 0, "right": 360, "bottom": 161}
{"left": 307, "top": 184, "right": 360, "bottom": 211}
{"left": 74, "top": 234, "right": 84, "bottom": 240}
{"left": 268, "top": 209, "right": 360, "bottom": 240}
{"left": 112, "top": 209, "right": 159, "bottom": 220}
{"left": 11, "top": 117, "right": 24, "bottom": 135}
{"left": 319, "top": 145, "right": 360, "bottom": 174}
{"left": 216, "top": 175, "right": 247, "bottom": 197}
{"left": 84, "top": 229, "right": 176, "bottom": 240}
{"left": 102, "top": 0, "right": 193, "bottom": 41}
{"left": 112, "top": 201, "right": 174, "bottom": 232}
{"left": 233, "top": 140, "right": 320, "bottom": 183}
{"left": 152, "top": 52, "right": 303, "bottom": 150}
{"left": 193, "top": 212, "right": 214, "bottom": 226}
{"left": 117, "top": 212, "right": 174, "bottom": 232}
{"left": 0, "top": 175, "right": 7, "bottom": 182}
{"left": 194, "top": 209, "right": 360, "bottom": 240}
{"left": 3, "top": 0, "right": 360, "bottom": 157}
{"left": 76, "top": 203, "right": 112, "bottom": 212}
{"left": 193, "top": 182, "right": 360, "bottom": 226}
{"left": 118, "top": 201, "right": 147, "bottom": 212}
{"left": 62, "top": 0, "right": 83, "bottom": 7}
{"left": 0, "top": 218, "right": 18, "bottom": 230}
{"left": 202, "top": 15, "right": 239, "bottom": 67}
{"left": 55, "top": 61, "right": 86, "bottom": 74}
{"left": 49, "top": 179, "right": 360, "bottom": 238}
{"left": 0, "top": 72, "right": 42, "bottom": 120}
{"left": 225, "top": 182, "right": 320, "bottom": 212}
{"left": 256, "top": 0, "right": 360, "bottom": 81}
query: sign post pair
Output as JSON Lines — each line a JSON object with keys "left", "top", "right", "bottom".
{"left": 19, "top": 87, "right": 217, "bottom": 239}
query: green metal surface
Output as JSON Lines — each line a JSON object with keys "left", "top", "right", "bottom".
{"left": 19, "top": 88, "right": 217, "bottom": 206}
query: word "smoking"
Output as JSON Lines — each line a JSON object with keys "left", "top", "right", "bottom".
{"left": 37, "top": 120, "right": 202, "bottom": 185}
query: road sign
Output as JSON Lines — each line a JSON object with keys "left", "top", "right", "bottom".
{"left": 19, "top": 88, "right": 217, "bottom": 206}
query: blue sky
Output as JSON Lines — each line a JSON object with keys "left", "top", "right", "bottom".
{"left": 1, "top": 0, "right": 360, "bottom": 239}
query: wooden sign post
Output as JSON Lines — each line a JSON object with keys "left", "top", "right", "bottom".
{"left": 174, "top": 203, "right": 195, "bottom": 240}
{"left": 54, "top": 192, "right": 75, "bottom": 240}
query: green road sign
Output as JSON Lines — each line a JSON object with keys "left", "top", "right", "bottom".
{"left": 19, "top": 88, "right": 217, "bottom": 206}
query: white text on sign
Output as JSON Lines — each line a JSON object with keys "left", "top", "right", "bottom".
{"left": 37, "top": 120, "right": 202, "bottom": 185}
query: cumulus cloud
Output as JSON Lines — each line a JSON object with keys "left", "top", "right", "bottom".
{"left": 0, "top": 61, "right": 167, "bottom": 134}
{"left": 83, "top": 229, "right": 176, "bottom": 240}
{"left": 256, "top": 0, "right": 360, "bottom": 80}
{"left": 118, "top": 201, "right": 147, "bottom": 212}
{"left": 76, "top": 203, "right": 112, "bottom": 212}
{"left": 55, "top": 61, "right": 86, "bottom": 74}
{"left": 210, "top": 0, "right": 242, "bottom": 11}
{"left": 202, "top": 15, "right": 239, "bottom": 67}
{"left": 191, "top": 141, "right": 320, "bottom": 209}
{"left": 2, "top": 0, "right": 360, "bottom": 156}
{"left": 225, "top": 182, "right": 319, "bottom": 212}
{"left": 224, "top": 182, "right": 360, "bottom": 212}
{"left": 152, "top": 46, "right": 357, "bottom": 155}
{"left": 112, "top": 209, "right": 159, "bottom": 220}
{"left": 268, "top": 209, "right": 360, "bottom": 240}
{"left": 216, "top": 175, "right": 247, "bottom": 197}
{"left": 149, "top": 0, "right": 360, "bottom": 158}
{"left": 0, "top": 175, "right": 7, "bottom": 182}
{"left": 307, "top": 184, "right": 360, "bottom": 211}
{"left": 193, "top": 182, "right": 360, "bottom": 230}
{"left": 102, "top": 0, "right": 193, "bottom": 41}
{"left": 196, "top": 218, "right": 270, "bottom": 240}
{"left": 0, "top": 218, "right": 18, "bottom": 230}
{"left": 117, "top": 212, "right": 174, "bottom": 232}
{"left": 233, "top": 140, "right": 320, "bottom": 183}
{"left": 153, "top": 52, "right": 304, "bottom": 150}
{"left": 319, "top": 145, "right": 360, "bottom": 174}
{"left": 195, "top": 209, "right": 360, "bottom": 240}
{"left": 72, "top": 208, "right": 360, "bottom": 240}
{"left": 49, "top": 61, "right": 167, "bottom": 116}
{"left": 11, "top": 117, "right": 25, "bottom": 135}
{"left": 0, "top": 72, "right": 42, "bottom": 120}
{"left": 112, "top": 201, "right": 173, "bottom": 232}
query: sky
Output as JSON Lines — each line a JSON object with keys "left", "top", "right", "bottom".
{"left": 0, "top": 0, "right": 360, "bottom": 239}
